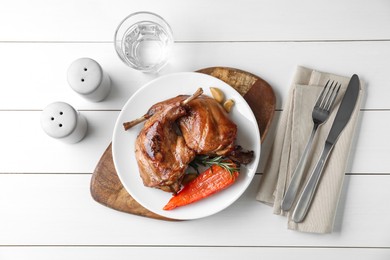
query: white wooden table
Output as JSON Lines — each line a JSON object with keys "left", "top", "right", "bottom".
{"left": 1, "top": 0, "right": 389, "bottom": 259}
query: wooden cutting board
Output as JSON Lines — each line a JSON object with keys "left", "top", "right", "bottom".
{"left": 90, "top": 67, "right": 276, "bottom": 220}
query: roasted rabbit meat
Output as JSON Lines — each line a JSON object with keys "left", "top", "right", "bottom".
{"left": 178, "top": 95, "right": 237, "bottom": 156}
{"left": 132, "top": 89, "right": 202, "bottom": 193}
{"left": 124, "top": 88, "right": 247, "bottom": 194}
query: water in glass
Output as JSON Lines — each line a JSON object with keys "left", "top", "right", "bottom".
{"left": 123, "top": 21, "right": 171, "bottom": 72}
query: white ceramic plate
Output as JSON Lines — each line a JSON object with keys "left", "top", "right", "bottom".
{"left": 112, "top": 72, "right": 260, "bottom": 220}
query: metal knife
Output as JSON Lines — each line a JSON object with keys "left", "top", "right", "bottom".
{"left": 291, "top": 74, "right": 360, "bottom": 223}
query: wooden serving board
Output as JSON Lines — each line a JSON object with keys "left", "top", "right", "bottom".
{"left": 90, "top": 67, "right": 276, "bottom": 220}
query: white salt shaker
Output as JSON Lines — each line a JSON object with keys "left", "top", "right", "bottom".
{"left": 41, "top": 102, "right": 88, "bottom": 143}
{"left": 67, "top": 58, "right": 111, "bottom": 102}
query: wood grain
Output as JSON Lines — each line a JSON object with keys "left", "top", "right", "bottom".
{"left": 90, "top": 143, "right": 172, "bottom": 220}
{"left": 90, "top": 67, "right": 275, "bottom": 219}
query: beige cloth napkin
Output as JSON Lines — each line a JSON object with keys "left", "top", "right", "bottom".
{"left": 256, "top": 66, "right": 364, "bottom": 233}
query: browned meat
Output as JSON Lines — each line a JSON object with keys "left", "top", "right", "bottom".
{"left": 134, "top": 92, "right": 201, "bottom": 193}
{"left": 178, "top": 95, "right": 237, "bottom": 156}
{"left": 227, "top": 145, "right": 254, "bottom": 165}
{"left": 123, "top": 95, "right": 187, "bottom": 131}
{"left": 135, "top": 101, "right": 195, "bottom": 193}
{"left": 127, "top": 89, "right": 240, "bottom": 193}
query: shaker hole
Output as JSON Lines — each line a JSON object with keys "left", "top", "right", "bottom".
{"left": 59, "top": 124, "right": 63, "bottom": 127}
{"left": 81, "top": 78, "right": 85, "bottom": 82}
{"left": 84, "top": 68, "right": 88, "bottom": 71}
{"left": 51, "top": 117, "right": 54, "bottom": 121}
{"left": 59, "top": 112, "right": 63, "bottom": 115}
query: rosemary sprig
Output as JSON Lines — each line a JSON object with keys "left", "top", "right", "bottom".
{"left": 189, "top": 155, "right": 240, "bottom": 176}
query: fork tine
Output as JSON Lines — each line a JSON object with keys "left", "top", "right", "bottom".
{"left": 324, "top": 82, "right": 341, "bottom": 111}
{"left": 321, "top": 81, "right": 336, "bottom": 109}
{"left": 315, "top": 80, "right": 331, "bottom": 108}
{"left": 319, "top": 80, "right": 335, "bottom": 109}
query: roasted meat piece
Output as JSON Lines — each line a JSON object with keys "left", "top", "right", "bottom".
{"left": 227, "top": 145, "right": 254, "bottom": 165}
{"left": 178, "top": 95, "right": 237, "bottom": 156}
{"left": 134, "top": 92, "right": 200, "bottom": 193}
{"left": 125, "top": 89, "right": 240, "bottom": 193}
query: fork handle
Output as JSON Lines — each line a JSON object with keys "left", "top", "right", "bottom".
{"left": 281, "top": 125, "right": 318, "bottom": 211}
{"left": 292, "top": 142, "right": 334, "bottom": 223}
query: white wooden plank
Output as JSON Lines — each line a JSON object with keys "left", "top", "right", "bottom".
{"left": 0, "top": 110, "right": 387, "bottom": 174}
{"left": 0, "top": 111, "right": 117, "bottom": 173}
{"left": 1, "top": 247, "right": 389, "bottom": 260}
{"left": 1, "top": 0, "right": 390, "bottom": 42}
{"left": 0, "top": 174, "right": 389, "bottom": 246}
{"left": 0, "top": 43, "right": 150, "bottom": 111}
{"left": 0, "top": 41, "right": 389, "bottom": 110}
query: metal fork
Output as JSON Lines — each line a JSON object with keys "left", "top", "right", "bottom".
{"left": 281, "top": 80, "right": 341, "bottom": 212}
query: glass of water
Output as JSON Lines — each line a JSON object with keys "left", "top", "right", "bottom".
{"left": 114, "top": 12, "right": 174, "bottom": 73}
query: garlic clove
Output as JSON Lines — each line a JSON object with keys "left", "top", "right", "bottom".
{"left": 210, "top": 87, "right": 225, "bottom": 103}
{"left": 223, "top": 99, "right": 235, "bottom": 113}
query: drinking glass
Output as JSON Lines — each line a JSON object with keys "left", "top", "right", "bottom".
{"left": 114, "top": 12, "right": 174, "bottom": 73}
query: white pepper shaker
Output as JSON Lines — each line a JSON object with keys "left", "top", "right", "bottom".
{"left": 67, "top": 58, "right": 111, "bottom": 102}
{"left": 41, "top": 102, "right": 88, "bottom": 143}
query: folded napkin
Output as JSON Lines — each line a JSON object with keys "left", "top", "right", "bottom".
{"left": 256, "top": 66, "right": 364, "bottom": 233}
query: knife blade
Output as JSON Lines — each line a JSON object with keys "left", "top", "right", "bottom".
{"left": 292, "top": 74, "right": 360, "bottom": 223}
{"left": 325, "top": 74, "right": 360, "bottom": 145}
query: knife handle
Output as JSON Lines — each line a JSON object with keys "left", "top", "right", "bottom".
{"left": 292, "top": 142, "right": 333, "bottom": 223}
{"left": 281, "top": 125, "right": 318, "bottom": 211}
